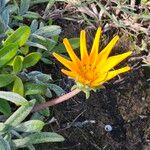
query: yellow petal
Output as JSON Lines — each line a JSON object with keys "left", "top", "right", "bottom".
{"left": 90, "top": 27, "right": 102, "bottom": 61}
{"left": 53, "top": 52, "right": 74, "bottom": 70}
{"left": 63, "top": 38, "right": 80, "bottom": 64}
{"left": 105, "top": 66, "right": 131, "bottom": 81}
{"left": 98, "top": 51, "right": 132, "bottom": 73}
{"left": 97, "top": 35, "right": 119, "bottom": 67}
{"left": 61, "top": 69, "right": 76, "bottom": 78}
{"left": 80, "top": 30, "right": 88, "bottom": 60}
{"left": 90, "top": 73, "right": 108, "bottom": 87}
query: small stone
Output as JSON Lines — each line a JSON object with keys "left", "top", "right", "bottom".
{"left": 105, "top": 124, "right": 113, "bottom": 132}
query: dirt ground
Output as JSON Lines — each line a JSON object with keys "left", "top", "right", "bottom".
{"left": 35, "top": 18, "right": 150, "bottom": 149}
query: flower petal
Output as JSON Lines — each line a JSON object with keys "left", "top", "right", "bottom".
{"left": 105, "top": 66, "right": 131, "bottom": 81}
{"left": 53, "top": 52, "right": 74, "bottom": 70}
{"left": 97, "top": 35, "right": 119, "bottom": 67}
{"left": 61, "top": 69, "right": 76, "bottom": 78}
{"left": 90, "top": 73, "right": 107, "bottom": 87}
{"left": 63, "top": 38, "right": 80, "bottom": 64}
{"left": 80, "top": 30, "right": 88, "bottom": 60}
{"left": 90, "top": 27, "right": 102, "bottom": 61}
{"left": 92, "top": 66, "right": 131, "bottom": 87}
{"left": 98, "top": 51, "right": 132, "bottom": 73}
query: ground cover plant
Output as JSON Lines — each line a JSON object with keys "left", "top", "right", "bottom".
{"left": 0, "top": 0, "right": 149, "bottom": 149}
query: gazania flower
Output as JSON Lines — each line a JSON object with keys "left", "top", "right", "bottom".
{"left": 53, "top": 28, "right": 132, "bottom": 97}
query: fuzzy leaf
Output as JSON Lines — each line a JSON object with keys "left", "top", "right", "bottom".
{"left": 15, "top": 120, "right": 44, "bottom": 132}
{"left": 34, "top": 25, "right": 61, "bottom": 38}
{"left": 5, "top": 100, "right": 35, "bottom": 126}
{"left": 12, "top": 132, "right": 64, "bottom": 148}
{"left": 0, "top": 91, "right": 28, "bottom": 105}
{"left": 0, "top": 135, "right": 11, "bottom": 150}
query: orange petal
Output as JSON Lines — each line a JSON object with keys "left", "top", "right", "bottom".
{"left": 97, "top": 35, "right": 119, "bottom": 68}
{"left": 63, "top": 38, "right": 80, "bottom": 64}
{"left": 98, "top": 51, "right": 132, "bottom": 73}
{"left": 90, "top": 27, "right": 102, "bottom": 62}
{"left": 105, "top": 66, "right": 131, "bottom": 81}
{"left": 53, "top": 52, "right": 74, "bottom": 70}
{"left": 61, "top": 69, "right": 76, "bottom": 79}
{"left": 80, "top": 30, "right": 88, "bottom": 60}
{"left": 90, "top": 72, "right": 107, "bottom": 87}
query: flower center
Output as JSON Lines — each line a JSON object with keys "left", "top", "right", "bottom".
{"left": 82, "top": 64, "right": 96, "bottom": 81}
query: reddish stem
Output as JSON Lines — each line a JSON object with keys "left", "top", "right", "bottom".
{"left": 32, "top": 89, "right": 81, "bottom": 112}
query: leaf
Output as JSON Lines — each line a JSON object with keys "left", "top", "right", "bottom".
{"left": 12, "top": 56, "right": 23, "bottom": 74}
{"left": 34, "top": 25, "right": 61, "bottom": 38}
{"left": 15, "top": 120, "right": 44, "bottom": 132}
{"left": 23, "top": 11, "right": 41, "bottom": 19}
{"left": 1, "top": 8, "right": 10, "bottom": 26}
{"left": 48, "top": 84, "right": 65, "bottom": 96}
{"left": 0, "top": 74, "right": 15, "bottom": 87}
{"left": 53, "top": 38, "right": 80, "bottom": 53}
{"left": 41, "top": 57, "right": 53, "bottom": 64}
{"left": 13, "top": 77, "right": 24, "bottom": 96}
{"left": 27, "top": 41, "right": 47, "bottom": 50}
{"left": 0, "top": 91, "right": 28, "bottom": 105}
{"left": 12, "top": 132, "right": 64, "bottom": 148}
{"left": 19, "top": 45, "right": 29, "bottom": 55}
{"left": 5, "top": 100, "right": 35, "bottom": 126}
{"left": 0, "top": 135, "right": 11, "bottom": 150}
{"left": 25, "top": 82, "right": 47, "bottom": 96}
{"left": 23, "top": 52, "right": 41, "bottom": 69}
{"left": 4, "top": 26, "right": 31, "bottom": 47}
{"left": 0, "top": 43, "right": 18, "bottom": 68}
{"left": 0, "top": 99, "right": 11, "bottom": 116}
{"left": 30, "top": 19, "right": 38, "bottom": 33}
{"left": 0, "top": 123, "right": 6, "bottom": 132}
{"left": 30, "top": 95, "right": 50, "bottom": 116}
{"left": 19, "top": 0, "right": 30, "bottom": 15}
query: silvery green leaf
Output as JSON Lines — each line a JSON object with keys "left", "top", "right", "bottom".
{"left": 48, "top": 84, "right": 65, "bottom": 96}
{"left": 34, "top": 25, "right": 61, "bottom": 38}
{"left": 19, "top": 0, "right": 30, "bottom": 15}
{"left": 23, "top": 11, "right": 40, "bottom": 19}
{"left": 36, "top": 73, "right": 52, "bottom": 82}
{"left": 2, "top": 8, "right": 10, "bottom": 26}
{"left": 0, "top": 91, "right": 28, "bottom": 105}
{"left": 39, "top": 22, "right": 44, "bottom": 28}
{"left": 30, "top": 20, "right": 38, "bottom": 33}
{"left": 12, "top": 132, "right": 64, "bottom": 148}
{"left": 26, "top": 41, "right": 47, "bottom": 50}
{"left": 0, "top": 135, "right": 11, "bottom": 150}
{"left": 27, "top": 41, "right": 47, "bottom": 50}
{"left": 15, "top": 120, "right": 44, "bottom": 132}
{"left": 5, "top": 100, "right": 35, "bottom": 126}
{"left": 0, "top": 123, "right": 6, "bottom": 132}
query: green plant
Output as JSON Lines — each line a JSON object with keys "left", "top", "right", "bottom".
{"left": 0, "top": 91, "right": 64, "bottom": 149}
{"left": 0, "top": 25, "right": 66, "bottom": 116}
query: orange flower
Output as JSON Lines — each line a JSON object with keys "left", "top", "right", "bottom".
{"left": 53, "top": 28, "right": 132, "bottom": 96}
